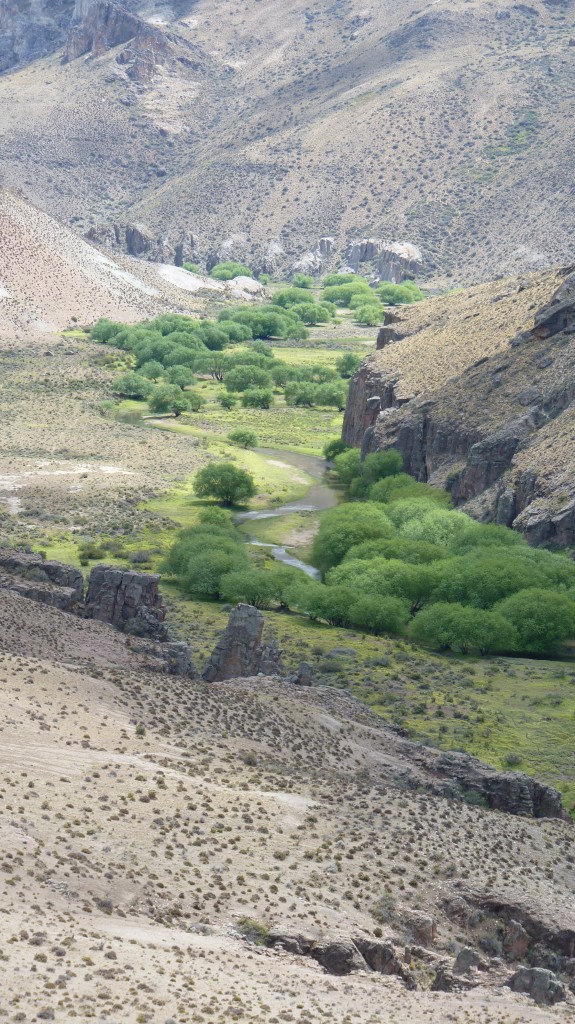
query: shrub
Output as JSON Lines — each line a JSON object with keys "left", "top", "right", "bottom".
{"left": 165, "top": 365, "right": 195, "bottom": 388}
{"left": 377, "top": 282, "right": 424, "bottom": 305}
{"left": 322, "top": 273, "right": 361, "bottom": 287}
{"left": 112, "top": 372, "right": 152, "bottom": 400}
{"left": 194, "top": 463, "right": 257, "bottom": 506}
{"left": 220, "top": 569, "right": 277, "bottom": 609}
{"left": 290, "top": 302, "right": 331, "bottom": 325}
{"left": 322, "top": 281, "right": 374, "bottom": 307}
{"left": 259, "top": 273, "right": 270, "bottom": 285}
{"left": 323, "top": 438, "right": 349, "bottom": 461}
{"left": 315, "top": 382, "right": 347, "bottom": 410}
{"left": 494, "top": 588, "right": 575, "bottom": 653}
{"left": 183, "top": 262, "right": 200, "bottom": 273}
{"left": 139, "top": 359, "right": 165, "bottom": 380}
{"left": 219, "top": 392, "right": 237, "bottom": 409}
{"left": 274, "top": 287, "right": 316, "bottom": 307}
{"left": 224, "top": 366, "right": 273, "bottom": 393}
{"left": 241, "top": 388, "right": 274, "bottom": 409}
{"left": 399, "top": 507, "right": 473, "bottom": 548}
{"left": 148, "top": 385, "right": 189, "bottom": 415}
{"left": 349, "top": 595, "right": 410, "bottom": 635}
{"left": 285, "top": 381, "right": 317, "bottom": 407}
{"left": 369, "top": 475, "right": 451, "bottom": 506}
{"left": 362, "top": 450, "right": 404, "bottom": 484}
{"left": 354, "top": 304, "right": 384, "bottom": 325}
{"left": 291, "top": 272, "right": 313, "bottom": 288}
{"left": 334, "top": 448, "right": 362, "bottom": 489}
{"left": 410, "top": 602, "right": 516, "bottom": 654}
{"left": 328, "top": 557, "right": 436, "bottom": 613}
{"left": 210, "top": 261, "right": 253, "bottom": 280}
{"left": 312, "top": 502, "right": 396, "bottom": 573}
{"left": 186, "top": 390, "right": 207, "bottom": 412}
{"left": 228, "top": 428, "right": 259, "bottom": 448}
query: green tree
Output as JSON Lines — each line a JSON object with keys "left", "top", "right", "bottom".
{"left": 186, "top": 390, "right": 207, "bottom": 412}
{"left": 354, "top": 304, "right": 384, "bottom": 325}
{"left": 362, "top": 450, "right": 404, "bottom": 484}
{"left": 377, "top": 282, "right": 424, "bottom": 305}
{"left": 284, "top": 382, "right": 318, "bottom": 407}
{"left": 194, "top": 463, "right": 257, "bottom": 506}
{"left": 220, "top": 569, "right": 277, "bottom": 609}
{"left": 315, "top": 381, "right": 347, "bottom": 410}
{"left": 148, "top": 385, "right": 189, "bottom": 416}
{"left": 219, "top": 392, "right": 237, "bottom": 409}
{"left": 210, "top": 261, "right": 253, "bottom": 280}
{"left": 165, "top": 365, "right": 195, "bottom": 388}
{"left": 349, "top": 595, "right": 410, "bottom": 636}
{"left": 336, "top": 353, "right": 362, "bottom": 378}
{"left": 322, "top": 281, "right": 373, "bottom": 307}
{"left": 183, "top": 262, "right": 201, "bottom": 273}
{"left": 312, "top": 503, "right": 396, "bottom": 573}
{"left": 224, "top": 366, "right": 273, "bottom": 393}
{"left": 112, "top": 371, "right": 152, "bottom": 400}
{"left": 495, "top": 589, "right": 575, "bottom": 653}
{"left": 410, "top": 603, "right": 516, "bottom": 654}
{"left": 274, "top": 287, "right": 315, "bottom": 307}
{"left": 290, "top": 303, "right": 331, "bottom": 325}
{"left": 328, "top": 557, "right": 436, "bottom": 614}
{"left": 334, "top": 448, "right": 362, "bottom": 490}
{"left": 323, "top": 438, "right": 349, "bottom": 461}
{"left": 241, "top": 388, "right": 274, "bottom": 409}
{"left": 228, "top": 428, "right": 259, "bottom": 448}
{"left": 139, "top": 359, "right": 165, "bottom": 381}
{"left": 322, "top": 273, "right": 360, "bottom": 286}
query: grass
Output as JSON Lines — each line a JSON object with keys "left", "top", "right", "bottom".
{"left": 165, "top": 592, "right": 575, "bottom": 816}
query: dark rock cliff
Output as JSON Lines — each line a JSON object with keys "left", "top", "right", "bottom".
{"left": 343, "top": 269, "right": 575, "bottom": 545}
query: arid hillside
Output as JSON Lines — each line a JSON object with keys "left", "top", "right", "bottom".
{"left": 0, "top": 0, "right": 574, "bottom": 283}
{"left": 0, "top": 576, "right": 574, "bottom": 1022}
{"left": 343, "top": 265, "right": 575, "bottom": 546}
{"left": 0, "top": 191, "right": 263, "bottom": 339}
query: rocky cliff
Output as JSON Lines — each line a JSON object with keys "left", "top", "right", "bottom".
{"left": 343, "top": 267, "right": 575, "bottom": 546}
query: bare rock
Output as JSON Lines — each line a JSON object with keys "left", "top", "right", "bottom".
{"left": 161, "top": 641, "right": 198, "bottom": 678}
{"left": 503, "top": 920, "right": 530, "bottom": 960}
{"left": 0, "top": 549, "right": 83, "bottom": 600}
{"left": 288, "top": 662, "right": 313, "bottom": 687}
{"left": 402, "top": 910, "right": 436, "bottom": 946}
{"left": 64, "top": 1, "right": 141, "bottom": 62}
{"left": 202, "top": 604, "right": 281, "bottom": 682}
{"left": 309, "top": 938, "right": 367, "bottom": 976}
{"left": 507, "top": 966, "right": 566, "bottom": 1004}
{"left": 354, "top": 937, "right": 417, "bottom": 987}
{"left": 453, "top": 946, "right": 481, "bottom": 974}
{"left": 85, "top": 564, "right": 167, "bottom": 639}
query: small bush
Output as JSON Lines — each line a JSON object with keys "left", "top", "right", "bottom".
{"left": 228, "top": 428, "right": 259, "bottom": 448}
{"left": 210, "top": 261, "right": 253, "bottom": 280}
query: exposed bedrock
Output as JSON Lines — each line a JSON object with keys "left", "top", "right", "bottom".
{"left": 342, "top": 269, "right": 575, "bottom": 545}
{"left": 202, "top": 603, "right": 283, "bottom": 682}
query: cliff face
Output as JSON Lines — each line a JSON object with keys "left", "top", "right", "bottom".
{"left": 0, "top": 0, "right": 74, "bottom": 73}
{"left": 343, "top": 268, "right": 575, "bottom": 546}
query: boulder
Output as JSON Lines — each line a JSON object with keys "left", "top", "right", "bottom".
{"left": 288, "top": 662, "right": 313, "bottom": 687}
{"left": 453, "top": 946, "right": 481, "bottom": 974}
{"left": 309, "top": 939, "right": 367, "bottom": 975}
{"left": 402, "top": 910, "right": 436, "bottom": 947}
{"left": 85, "top": 565, "right": 167, "bottom": 640}
{"left": 0, "top": 549, "right": 83, "bottom": 600}
{"left": 503, "top": 920, "right": 530, "bottom": 961}
{"left": 507, "top": 966, "right": 566, "bottom": 1004}
{"left": 354, "top": 937, "right": 416, "bottom": 987}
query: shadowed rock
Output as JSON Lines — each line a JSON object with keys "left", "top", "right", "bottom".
{"left": 507, "top": 966, "right": 566, "bottom": 1004}
{"left": 85, "top": 564, "right": 167, "bottom": 639}
{"left": 202, "top": 604, "right": 282, "bottom": 682}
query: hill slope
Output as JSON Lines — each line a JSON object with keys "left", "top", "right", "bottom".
{"left": 343, "top": 265, "right": 575, "bottom": 545}
{"left": 0, "top": 0, "right": 574, "bottom": 283}
{"left": 0, "top": 586, "right": 574, "bottom": 1021}
{"left": 0, "top": 191, "right": 261, "bottom": 338}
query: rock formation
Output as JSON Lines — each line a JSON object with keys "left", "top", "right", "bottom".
{"left": 345, "top": 239, "right": 423, "bottom": 282}
{"left": 85, "top": 564, "right": 167, "bottom": 639}
{"left": 343, "top": 267, "right": 575, "bottom": 546}
{"left": 63, "top": 1, "right": 141, "bottom": 62}
{"left": 202, "top": 604, "right": 282, "bottom": 682}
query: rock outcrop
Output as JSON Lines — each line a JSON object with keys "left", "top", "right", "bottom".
{"left": 202, "top": 604, "right": 282, "bottom": 682}
{"left": 342, "top": 267, "right": 575, "bottom": 546}
{"left": 507, "top": 966, "right": 566, "bottom": 1004}
{"left": 63, "top": 0, "right": 141, "bottom": 62}
{"left": 85, "top": 564, "right": 167, "bottom": 639}
{"left": 345, "top": 239, "right": 423, "bottom": 282}
{"left": 0, "top": 549, "right": 84, "bottom": 611}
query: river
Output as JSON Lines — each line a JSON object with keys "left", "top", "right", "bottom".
{"left": 233, "top": 448, "right": 339, "bottom": 578}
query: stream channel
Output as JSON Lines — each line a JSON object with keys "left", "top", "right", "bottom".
{"left": 233, "top": 448, "right": 339, "bottom": 579}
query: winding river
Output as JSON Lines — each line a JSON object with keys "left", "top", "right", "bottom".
{"left": 234, "top": 448, "right": 340, "bottom": 578}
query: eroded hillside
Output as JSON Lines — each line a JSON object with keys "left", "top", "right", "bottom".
{"left": 343, "top": 266, "right": 575, "bottom": 545}
{"left": 0, "top": 0, "right": 574, "bottom": 283}
{"left": 0, "top": 582, "right": 574, "bottom": 1022}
